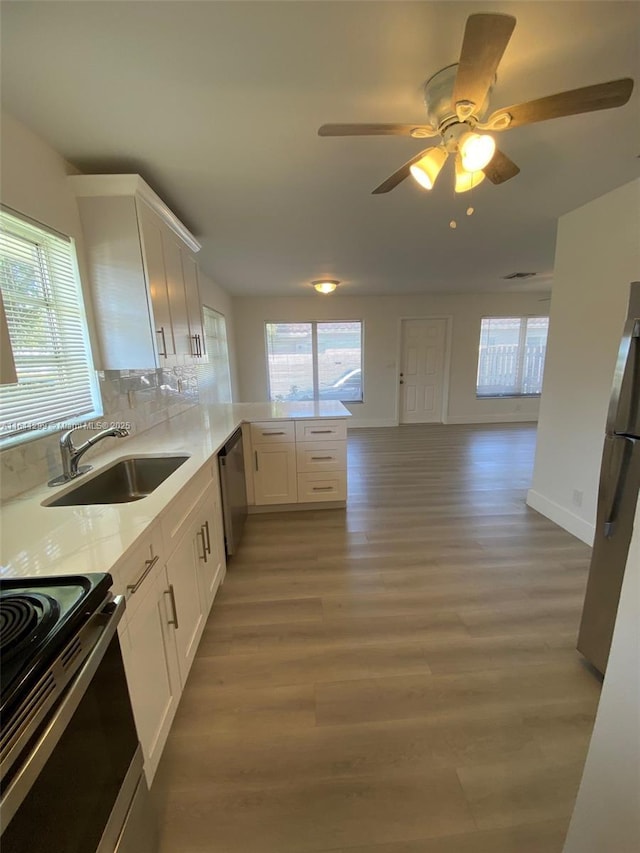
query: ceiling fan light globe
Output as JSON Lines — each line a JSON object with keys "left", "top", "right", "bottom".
{"left": 459, "top": 132, "right": 496, "bottom": 172}
{"left": 454, "top": 156, "right": 486, "bottom": 193}
{"left": 409, "top": 147, "right": 448, "bottom": 190}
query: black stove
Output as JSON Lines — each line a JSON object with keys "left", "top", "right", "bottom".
{"left": 0, "top": 574, "right": 113, "bottom": 726}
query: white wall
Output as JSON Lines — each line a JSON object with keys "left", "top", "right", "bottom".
{"left": 233, "top": 292, "right": 548, "bottom": 426}
{"left": 528, "top": 180, "right": 640, "bottom": 544}
{"left": 563, "top": 499, "right": 640, "bottom": 853}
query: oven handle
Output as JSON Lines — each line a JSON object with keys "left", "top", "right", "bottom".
{"left": 0, "top": 595, "right": 126, "bottom": 831}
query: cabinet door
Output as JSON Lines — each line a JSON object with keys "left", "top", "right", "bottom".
{"left": 253, "top": 443, "right": 297, "bottom": 505}
{"left": 197, "top": 480, "right": 226, "bottom": 613}
{"left": 181, "top": 251, "right": 206, "bottom": 359}
{"left": 165, "top": 515, "right": 207, "bottom": 685}
{"left": 119, "top": 562, "right": 180, "bottom": 785}
{"left": 137, "top": 202, "right": 175, "bottom": 359}
{"left": 162, "top": 234, "right": 191, "bottom": 359}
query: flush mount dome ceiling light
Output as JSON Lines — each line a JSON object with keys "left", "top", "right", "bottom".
{"left": 318, "top": 12, "right": 633, "bottom": 196}
{"left": 312, "top": 279, "right": 339, "bottom": 294}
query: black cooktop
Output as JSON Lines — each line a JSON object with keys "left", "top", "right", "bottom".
{"left": 0, "top": 574, "right": 113, "bottom": 723}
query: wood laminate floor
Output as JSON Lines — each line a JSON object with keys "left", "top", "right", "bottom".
{"left": 152, "top": 423, "right": 600, "bottom": 853}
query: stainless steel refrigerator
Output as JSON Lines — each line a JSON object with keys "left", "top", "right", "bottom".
{"left": 577, "top": 281, "right": 640, "bottom": 675}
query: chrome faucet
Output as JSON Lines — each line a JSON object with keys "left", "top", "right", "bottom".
{"left": 48, "top": 426, "right": 129, "bottom": 487}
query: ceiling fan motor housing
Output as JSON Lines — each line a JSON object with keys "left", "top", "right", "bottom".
{"left": 422, "top": 63, "right": 494, "bottom": 131}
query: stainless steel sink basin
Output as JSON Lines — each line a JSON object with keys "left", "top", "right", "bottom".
{"left": 46, "top": 455, "right": 189, "bottom": 506}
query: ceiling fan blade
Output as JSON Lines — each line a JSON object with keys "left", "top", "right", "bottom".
{"left": 453, "top": 13, "right": 516, "bottom": 114}
{"left": 483, "top": 149, "right": 520, "bottom": 184}
{"left": 318, "top": 123, "right": 438, "bottom": 138}
{"left": 372, "top": 148, "right": 443, "bottom": 194}
{"left": 487, "top": 78, "right": 634, "bottom": 129}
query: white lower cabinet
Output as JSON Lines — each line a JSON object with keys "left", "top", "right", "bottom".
{"left": 253, "top": 443, "right": 298, "bottom": 505}
{"left": 165, "top": 512, "right": 207, "bottom": 686}
{"left": 198, "top": 479, "right": 226, "bottom": 611}
{"left": 247, "top": 418, "right": 348, "bottom": 509}
{"left": 117, "top": 469, "right": 226, "bottom": 785}
{"left": 118, "top": 555, "right": 180, "bottom": 784}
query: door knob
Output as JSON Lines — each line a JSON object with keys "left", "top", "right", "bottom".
{"left": 399, "top": 380, "right": 404, "bottom": 384}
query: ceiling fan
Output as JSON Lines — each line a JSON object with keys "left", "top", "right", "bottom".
{"left": 318, "top": 13, "right": 634, "bottom": 195}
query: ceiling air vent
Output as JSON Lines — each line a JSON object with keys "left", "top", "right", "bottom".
{"left": 502, "top": 271, "right": 537, "bottom": 280}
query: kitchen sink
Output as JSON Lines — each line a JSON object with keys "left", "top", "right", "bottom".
{"left": 45, "top": 455, "right": 189, "bottom": 506}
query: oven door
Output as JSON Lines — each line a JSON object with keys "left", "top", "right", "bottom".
{"left": 0, "top": 596, "right": 157, "bottom": 853}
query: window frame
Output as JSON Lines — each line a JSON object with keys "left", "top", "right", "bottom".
{"left": 264, "top": 319, "right": 363, "bottom": 403}
{"left": 475, "top": 315, "right": 549, "bottom": 399}
{"left": 0, "top": 206, "right": 102, "bottom": 449}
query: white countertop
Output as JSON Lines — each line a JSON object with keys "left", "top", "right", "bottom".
{"left": 0, "top": 401, "right": 350, "bottom": 581}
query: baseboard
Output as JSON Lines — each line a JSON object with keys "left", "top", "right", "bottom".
{"left": 248, "top": 500, "right": 346, "bottom": 514}
{"left": 346, "top": 418, "right": 398, "bottom": 428}
{"left": 526, "top": 489, "right": 595, "bottom": 545}
{"left": 445, "top": 414, "right": 539, "bottom": 425}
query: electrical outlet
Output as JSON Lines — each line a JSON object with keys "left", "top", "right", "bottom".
{"left": 572, "top": 489, "right": 583, "bottom": 508}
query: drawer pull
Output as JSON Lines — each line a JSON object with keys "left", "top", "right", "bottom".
{"left": 312, "top": 486, "right": 334, "bottom": 492}
{"left": 310, "top": 429, "right": 333, "bottom": 434}
{"left": 127, "top": 554, "right": 159, "bottom": 594}
{"left": 204, "top": 519, "right": 211, "bottom": 555}
{"left": 165, "top": 584, "right": 179, "bottom": 630}
{"left": 311, "top": 456, "right": 334, "bottom": 461}
{"left": 261, "top": 431, "right": 286, "bottom": 436}
{"left": 198, "top": 527, "right": 208, "bottom": 562}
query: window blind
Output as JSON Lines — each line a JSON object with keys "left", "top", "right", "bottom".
{"left": 0, "top": 209, "right": 101, "bottom": 445}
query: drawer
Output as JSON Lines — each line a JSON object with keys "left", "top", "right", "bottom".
{"left": 250, "top": 421, "right": 295, "bottom": 444}
{"left": 296, "top": 441, "right": 346, "bottom": 473}
{"left": 160, "top": 463, "right": 211, "bottom": 557}
{"left": 297, "top": 471, "right": 347, "bottom": 503}
{"left": 113, "top": 523, "right": 165, "bottom": 624}
{"left": 295, "top": 419, "right": 347, "bottom": 442}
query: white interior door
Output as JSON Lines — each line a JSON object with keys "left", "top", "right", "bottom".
{"left": 399, "top": 318, "right": 447, "bottom": 424}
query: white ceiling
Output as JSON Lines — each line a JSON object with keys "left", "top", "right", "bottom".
{"left": 1, "top": 1, "right": 639, "bottom": 297}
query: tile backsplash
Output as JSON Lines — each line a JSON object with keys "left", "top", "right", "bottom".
{"left": 1, "top": 366, "right": 199, "bottom": 501}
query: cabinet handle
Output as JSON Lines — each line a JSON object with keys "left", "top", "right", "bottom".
{"left": 165, "top": 584, "right": 179, "bottom": 629}
{"left": 126, "top": 554, "right": 159, "bottom": 594}
{"left": 312, "top": 486, "right": 334, "bottom": 492}
{"left": 157, "top": 327, "right": 167, "bottom": 358}
{"left": 261, "top": 431, "right": 285, "bottom": 436}
{"left": 196, "top": 334, "right": 203, "bottom": 357}
{"left": 311, "top": 456, "right": 334, "bottom": 461}
{"left": 310, "top": 429, "right": 333, "bottom": 434}
{"left": 198, "top": 527, "right": 208, "bottom": 562}
{"left": 204, "top": 519, "right": 211, "bottom": 555}
{"left": 255, "top": 451, "right": 259, "bottom": 471}
{"left": 190, "top": 334, "right": 199, "bottom": 357}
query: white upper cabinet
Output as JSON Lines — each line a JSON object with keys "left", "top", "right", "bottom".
{"left": 181, "top": 251, "right": 206, "bottom": 360}
{"left": 69, "top": 174, "right": 204, "bottom": 370}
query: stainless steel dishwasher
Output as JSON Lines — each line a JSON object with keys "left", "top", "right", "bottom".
{"left": 218, "top": 428, "right": 248, "bottom": 558}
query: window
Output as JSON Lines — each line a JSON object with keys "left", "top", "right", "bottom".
{"left": 201, "top": 306, "right": 232, "bottom": 404}
{"left": 476, "top": 316, "right": 549, "bottom": 397}
{"left": 265, "top": 321, "right": 362, "bottom": 402}
{"left": 0, "top": 208, "right": 101, "bottom": 447}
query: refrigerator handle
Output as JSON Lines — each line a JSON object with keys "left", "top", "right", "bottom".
{"left": 604, "top": 435, "right": 638, "bottom": 538}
